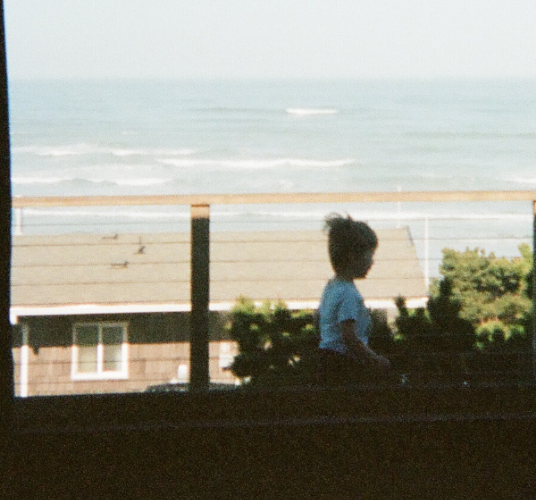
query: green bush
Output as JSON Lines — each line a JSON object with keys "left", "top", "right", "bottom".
{"left": 225, "top": 241, "right": 533, "bottom": 387}
{"left": 392, "top": 280, "right": 475, "bottom": 383}
{"left": 225, "top": 297, "right": 400, "bottom": 388}
{"left": 433, "top": 245, "right": 532, "bottom": 339}
{"left": 224, "top": 297, "right": 319, "bottom": 388}
{"left": 430, "top": 245, "right": 533, "bottom": 382}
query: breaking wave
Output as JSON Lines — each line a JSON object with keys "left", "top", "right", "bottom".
{"left": 157, "top": 157, "right": 354, "bottom": 169}
{"left": 286, "top": 108, "right": 338, "bottom": 116}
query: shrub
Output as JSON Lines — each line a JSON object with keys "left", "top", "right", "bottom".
{"left": 392, "top": 280, "right": 475, "bottom": 383}
{"left": 224, "top": 297, "right": 318, "bottom": 387}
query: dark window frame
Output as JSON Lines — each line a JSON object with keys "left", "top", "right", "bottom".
{"left": 1, "top": 2, "right": 535, "bottom": 439}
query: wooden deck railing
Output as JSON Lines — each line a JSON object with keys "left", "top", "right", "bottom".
{"left": 12, "top": 189, "right": 536, "bottom": 207}
{"left": 11, "top": 190, "right": 536, "bottom": 390}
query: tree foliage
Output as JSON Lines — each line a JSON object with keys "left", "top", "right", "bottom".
{"left": 224, "top": 297, "right": 319, "bottom": 387}
{"left": 391, "top": 279, "right": 475, "bottom": 382}
{"left": 398, "top": 244, "right": 533, "bottom": 382}
{"left": 434, "top": 245, "right": 532, "bottom": 326}
{"left": 226, "top": 244, "right": 533, "bottom": 386}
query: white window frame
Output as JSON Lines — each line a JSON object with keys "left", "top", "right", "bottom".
{"left": 71, "top": 321, "right": 129, "bottom": 381}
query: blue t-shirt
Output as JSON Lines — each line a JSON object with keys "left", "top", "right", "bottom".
{"left": 318, "top": 278, "right": 371, "bottom": 356}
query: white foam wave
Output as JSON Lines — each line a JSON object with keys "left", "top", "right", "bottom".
{"left": 14, "top": 144, "right": 97, "bottom": 157}
{"left": 12, "top": 176, "right": 170, "bottom": 187}
{"left": 14, "top": 144, "right": 195, "bottom": 158}
{"left": 11, "top": 176, "right": 74, "bottom": 185}
{"left": 157, "top": 158, "right": 354, "bottom": 169}
{"left": 39, "top": 150, "right": 81, "bottom": 157}
{"left": 111, "top": 148, "right": 194, "bottom": 157}
{"left": 286, "top": 108, "right": 338, "bottom": 116}
{"left": 506, "top": 176, "right": 536, "bottom": 186}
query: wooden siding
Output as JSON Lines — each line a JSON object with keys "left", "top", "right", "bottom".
{"left": 12, "top": 312, "right": 236, "bottom": 396}
{"left": 12, "top": 341, "right": 237, "bottom": 396}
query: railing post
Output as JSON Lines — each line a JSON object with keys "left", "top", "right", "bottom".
{"left": 0, "top": 0, "right": 14, "bottom": 480}
{"left": 190, "top": 204, "right": 210, "bottom": 391}
{"left": 424, "top": 216, "right": 430, "bottom": 290}
{"left": 19, "top": 324, "right": 29, "bottom": 397}
{"left": 533, "top": 201, "right": 536, "bottom": 381}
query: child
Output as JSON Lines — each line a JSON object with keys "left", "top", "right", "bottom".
{"left": 317, "top": 213, "right": 391, "bottom": 385}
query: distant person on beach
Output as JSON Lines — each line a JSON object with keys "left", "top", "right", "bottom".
{"left": 317, "top": 213, "right": 392, "bottom": 386}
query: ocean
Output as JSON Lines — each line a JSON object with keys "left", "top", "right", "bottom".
{"left": 8, "top": 79, "right": 536, "bottom": 277}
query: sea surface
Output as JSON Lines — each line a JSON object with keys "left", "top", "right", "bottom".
{"left": 8, "top": 79, "right": 536, "bottom": 276}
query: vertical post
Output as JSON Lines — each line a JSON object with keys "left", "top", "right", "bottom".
{"left": 533, "top": 201, "right": 536, "bottom": 381}
{"left": 424, "top": 216, "right": 430, "bottom": 290}
{"left": 396, "top": 186, "right": 401, "bottom": 229}
{"left": 190, "top": 204, "right": 210, "bottom": 391}
{"left": 19, "top": 324, "right": 29, "bottom": 398}
{"left": 0, "top": 0, "right": 13, "bottom": 478}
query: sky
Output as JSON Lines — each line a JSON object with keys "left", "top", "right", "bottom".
{"left": 4, "top": 0, "right": 536, "bottom": 80}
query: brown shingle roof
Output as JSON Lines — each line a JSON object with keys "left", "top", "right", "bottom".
{"left": 11, "top": 228, "right": 427, "bottom": 313}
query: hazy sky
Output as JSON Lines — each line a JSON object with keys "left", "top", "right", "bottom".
{"left": 5, "top": 0, "right": 536, "bottom": 80}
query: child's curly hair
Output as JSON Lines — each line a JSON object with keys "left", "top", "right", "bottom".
{"left": 325, "top": 213, "right": 378, "bottom": 273}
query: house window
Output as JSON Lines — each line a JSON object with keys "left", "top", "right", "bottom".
{"left": 72, "top": 322, "right": 128, "bottom": 380}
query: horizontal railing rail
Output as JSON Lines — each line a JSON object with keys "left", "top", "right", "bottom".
{"left": 11, "top": 189, "right": 536, "bottom": 207}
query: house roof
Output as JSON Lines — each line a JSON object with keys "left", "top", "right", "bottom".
{"left": 10, "top": 228, "right": 428, "bottom": 319}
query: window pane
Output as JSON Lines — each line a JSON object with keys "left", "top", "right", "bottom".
{"left": 75, "top": 325, "right": 99, "bottom": 373}
{"left": 103, "top": 344, "right": 122, "bottom": 372}
{"left": 78, "top": 346, "right": 98, "bottom": 373}
{"left": 102, "top": 326, "right": 124, "bottom": 372}
{"left": 76, "top": 325, "right": 99, "bottom": 346}
{"left": 102, "top": 326, "right": 124, "bottom": 345}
